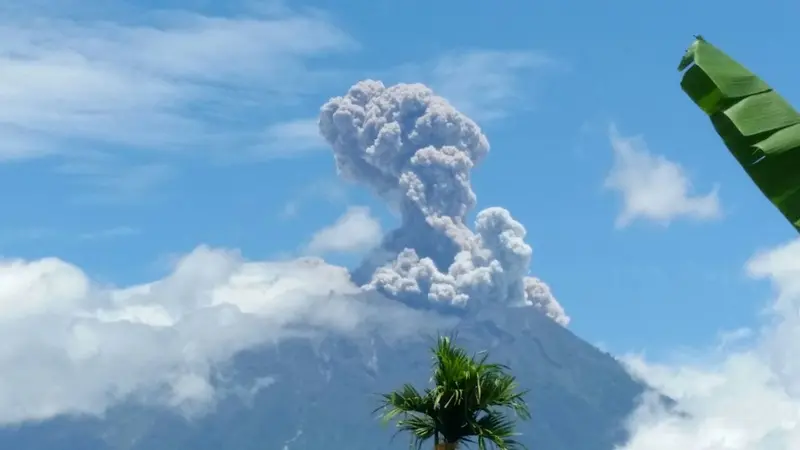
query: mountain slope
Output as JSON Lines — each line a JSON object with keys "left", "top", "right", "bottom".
{"left": 0, "top": 295, "right": 646, "bottom": 450}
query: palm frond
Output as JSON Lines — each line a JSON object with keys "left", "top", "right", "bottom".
{"left": 395, "top": 414, "right": 437, "bottom": 450}
{"left": 471, "top": 411, "right": 527, "bottom": 450}
{"left": 375, "top": 383, "right": 434, "bottom": 423}
{"left": 378, "top": 334, "right": 531, "bottom": 449}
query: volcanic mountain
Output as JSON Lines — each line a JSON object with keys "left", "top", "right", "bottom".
{"left": 0, "top": 295, "right": 647, "bottom": 450}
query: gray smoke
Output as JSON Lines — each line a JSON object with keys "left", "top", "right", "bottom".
{"left": 318, "top": 80, "right": 569, "bottom": 326}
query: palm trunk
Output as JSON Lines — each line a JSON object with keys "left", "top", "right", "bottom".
{"left": 434, "top": 443, "right": 458, "bottom": 450}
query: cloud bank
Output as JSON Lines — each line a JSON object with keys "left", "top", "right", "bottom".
{"left": 620, "top": 238, "right": 800, "bottom": 450}
{"left": 0, "top": 246, "right": 441, "bottom": 425}
{"left": 318, "top": 80, "right": 568, "bottom": 324}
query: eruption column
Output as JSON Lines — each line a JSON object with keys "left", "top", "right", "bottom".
{"left": 319, "top": 80, "right": 568, "bottom": 326}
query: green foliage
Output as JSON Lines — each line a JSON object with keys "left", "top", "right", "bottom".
{"left": 376, "top": 335, "right": 530, "bottom": 450}
{"left": 678, "top": 36, "right": 800, "bottom": 233}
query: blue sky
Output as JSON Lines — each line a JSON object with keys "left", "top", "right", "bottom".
{"left": 4, "top": 0, "right": 800, "bottom": 447}
{"left": 0, "top": 0, "right": 798, "bottom": 364}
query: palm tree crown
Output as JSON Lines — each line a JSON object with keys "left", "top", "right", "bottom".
{"left": 377, "top": 335, "right": 530, "bottom": 450}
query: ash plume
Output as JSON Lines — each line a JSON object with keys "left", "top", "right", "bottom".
{"left": 318, "top": 80, "right": 569, "bottom": 326}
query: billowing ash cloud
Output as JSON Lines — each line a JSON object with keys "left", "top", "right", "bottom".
{"left": 318, "top": 80, "right": 569, "bottom": 325}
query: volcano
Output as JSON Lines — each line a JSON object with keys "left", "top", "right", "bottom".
{"left": 0, "top": 294, "right": 647, "bottom": 450}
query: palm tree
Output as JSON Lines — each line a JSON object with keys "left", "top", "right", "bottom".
{"left": 376, "top": 335, "right": 530, "bottom": 450}
{"left": 678, "top": 35, "right": 800, "bottom": 233}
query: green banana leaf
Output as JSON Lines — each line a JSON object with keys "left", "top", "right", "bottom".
{"left": 678, "top": 36, "right": 800, "bottom": 233}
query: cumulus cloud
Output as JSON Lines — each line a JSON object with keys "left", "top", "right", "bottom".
{"left": 605, "top": 124, "right": 721, "bottom": 228}
{"left": 619, "top": 238, "right": 800, "bottom": 450}
{"left": 318, "top": 80, "right": 569, "bottom": 325}
{"left": 0, "top": 246, "right": 442, "bottom": 425}
{"left": 306, "top": 206, "right": 383, "bottom": 255}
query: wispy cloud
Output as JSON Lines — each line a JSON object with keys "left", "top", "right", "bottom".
{"left": 391, "top": 49, "right": 557, "bottom": 122}
{"left": 0, "top": 227, "right": 57, "bottom": 245}
{"left": 0, "top": 7, "right": 355, "bottom": 162}
{"left": 430, "top": 50, "right": 555, "bottom": 121}
{"left": 280, "top": 179, "right": 349, "bottom": 219}
{"left": 79, "top": 226, "right": 140, "bottom": 241}
{"left": 252, "top": 118, "right": 327, "bottom": 159}
{"left": 605, "top": 124, "right": 721, "bottom": 228}
{"left": 0, "top": 225, "right": 140, "bottom": 245}
{"left": 57, "top": 161, "right": 176, "bottom": 205}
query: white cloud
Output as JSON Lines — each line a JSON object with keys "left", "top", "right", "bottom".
{"left": 0, "top": 226, "right": 139, "bottom": 244}
{"left": 0, "top": 7, "right": 355, "bottom": 161}
{"left": 605, "top": 124, "right": 721, "bottom": 228}
{"left": 0, "top": 245, "right": 444, "bottom": 425}
{"left": 619, "top": 238, "right": 800, "bottom": 450}
{"left": 79, "top": 226, "right": 140, "bottom": 241}
{"left": 0, "top": 227, "right": 57, "bottom": 244}
{"left": 59, "top": 161, "right": 176, "bottom": 204}
{"left": 306, "top": 206, "right": 383, "bottom": 255}
{"left": 254, "top": 118, "right": 327, "bottom": 159}
{"left": 390, "top": 49, "right": 555, "bottom": 122}
{"left": 430, "top": 50, "right": 554, "bottom": 121}
{"left": 281, "top": 179, "right": 349, "bottom": 219}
